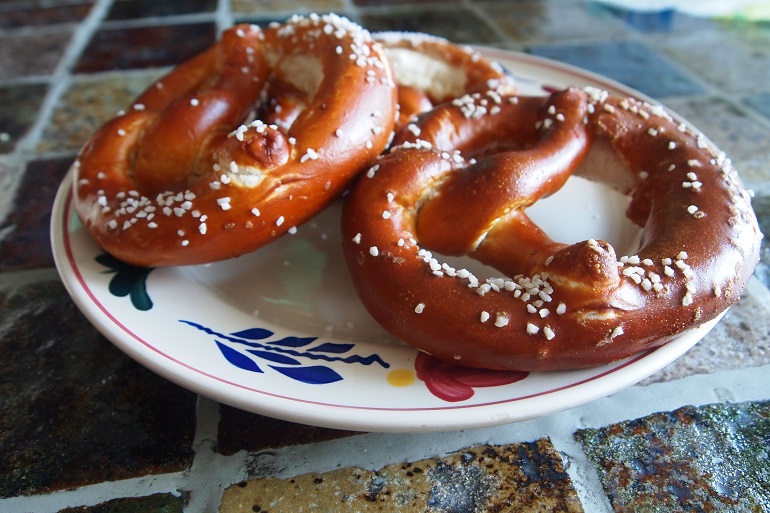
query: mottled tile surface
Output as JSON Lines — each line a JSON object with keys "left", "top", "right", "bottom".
{"left": 37, "top": 71, "right": 161, "bottom": 155}
{"left": 0, "top": 83, "right": 48, "bottom": 154}
{"left": 0, "top": 1, "right": 93, "bottom": 29}
{"left": 60, "top": 493, "right": 188, "bottom": 513}
{"left": 105, "top": 0, "right": 217, "bottom": 20}
{"left": 221, "top": 439, "right": 584, "bottom": 512}
{"left": 483, "top": 0, "right": 628, "bottom": 43}
{"left": 750, "top": 193, "right": 770, "bottom": 289}
{"left": 0, "top": 280, "right": 197, "bottom": 497}
{"left": 74, "top": 23, "right": 217, "bottom": 73}
{"left": 0, "top": 158, "right": 70, "bottom": 272}
{"left": 216, "top": 405, "right": 358, "bottom": 455}
{"left": 360, "top": 7, "right": 501, "bottom": 44}
{"left": 0, "top": 29, "right": 73, "bottom": 78}
{"left": 576, "top": 401, "right": 770, "bottom": 512}
{"left": 231, "top": 0, "right": 345, "bottom": 15}
{"left": 528, "top": 40, "right": 705, "bottom": 99}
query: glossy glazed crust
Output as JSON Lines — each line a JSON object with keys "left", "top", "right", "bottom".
{"left": 73, "top": 15, "right": 397, "bottom": 267}
{"left": 342, "top": 87, "right": 761, "bottom": 371}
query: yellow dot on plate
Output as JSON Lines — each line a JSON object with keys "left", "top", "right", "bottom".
{"left": 386, "top": 368, "right": 416, "bottom": 387}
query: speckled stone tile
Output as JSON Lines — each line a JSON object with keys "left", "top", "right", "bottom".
{"left": 603, "top": 5, "right": 721, "bottom": 33}
{"left": 750, "top": 193, "right": 770, "bottom": 289}
{"left": 0, "top": 28, "right": 73, "bottom": 78}
{"left": 0, "top": 82, "right": 48, "bottom": 154}
{"left": 360, "top": 7, "right": 502, "bottom": 45}
{"left": 216, "top": 405, "right": 359, "bottom": 455}
{"left": 0, "top": 280, "right": 197, "bottom": 498}
{"left": 527, "top": 40, "right": 705, "bottom": 99}
{"left": 105, "top": 0, "right": 217, "bottom": 20}
{"left": 59, "top": 493, "right": 188, "bottom": 513}
{"left": 231, "top": 0, "right": 346, "bottom": 15}
{"left": 640, "top": 285, "right": 770, "bottom": 384}
{"left": 220, "top": 439, "right": 584, "bottom": 512}
{"left": 576, "top": 400, "right": 770, "bottom": 512}
{"left": 0, "top": 157, "right": 70, "bottom": 272}
{"left": 480, "top": 0, "right": 628, "bottom": 43}
{"left": 74, "top": 22, "right": 216, "bottom": 73}
{"left": 0, "top": 1, "right": 93, "bottom": 29}
{"left": 663, "top": 95, "right": 770, "bottom": 186}
{"left": 36, "top": 71, "right": 162, "bottom": 155}
{"left": 744, "top": 93, "right": 770, "bottom": 123}
{"left": 651, "top": 28, "right": 770, "bottom": 95}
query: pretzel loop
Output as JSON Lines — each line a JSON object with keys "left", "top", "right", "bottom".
{"left": 342, "top": 86, "right": 761, "bottom": 371}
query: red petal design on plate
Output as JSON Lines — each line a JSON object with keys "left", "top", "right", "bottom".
{"left": 415, "top": 352, "right": 529, "bottom": 402}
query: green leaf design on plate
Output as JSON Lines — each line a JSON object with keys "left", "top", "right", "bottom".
{"left": 95, "top": 253, "right": 155, "bottom": 311}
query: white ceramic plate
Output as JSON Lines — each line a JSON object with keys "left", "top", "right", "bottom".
{"left": 50, "top": 49, "right": 720, "bottom": 432}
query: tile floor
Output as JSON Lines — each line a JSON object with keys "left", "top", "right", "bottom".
{"left": 1, "top": 1, "right": 770, "bottom": 512}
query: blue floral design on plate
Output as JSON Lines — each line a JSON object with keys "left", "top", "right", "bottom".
{"left": 96, "top": 253, "right": 154, "bottom": 311}
{"left": 182, "top": 320, "right": 391, "bottom": 385}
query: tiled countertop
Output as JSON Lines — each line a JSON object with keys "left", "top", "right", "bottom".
{"left": 2, "top": 1, "right": 770, "bottom": 512}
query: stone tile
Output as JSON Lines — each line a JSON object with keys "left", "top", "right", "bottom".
{"left": 0, "top": 28, "right": 73, "bottom": 78}
{"left": 360, "top": 7, "right": 502, "bottom": 45}
{"left": 750, "top": 192, "right": 770, "bottom": 289}
{"left": 0, "top": 157, "right": 70, "bottom": 272}
{"left": 481, "top": 0, "right": 628, "bottom": 43}
{"left": 59, "top": 493, "right": 188, "bottom": 513}
{"left": 0, "top": 1, "right": 93, "bottom": 29}
{"left": 744, "top": 93, "right": 770, "bottom": 123}
{"left": 652, "top": 28, "right": 770, "bottom": 95}
{"left": 74, "top": 22, "right": 216, "bottom": 73}
{"left": 220, "top": 439, "right": 584, "bottom": 512}
{"left": 603, "top": 5, "right": 721, "bottom": 33}
{"left": 0, "top": 82, "right": 48, "bottom": 154}
{"left": 663, "top": 95, "right": 770, "bottom": 187}
{"left": 106, "top": 0, "right": 217, "bottom": 20}
{"left": 37, "top": 71, "right": 161, "bottom": 155}
{"left": 527, "top": 40, "right": 705, "bottom": 99}
{"left": 216, "top": 405, "right": 358, "bottom": 455}
{"left": 0, "top": 280, "right": 197, "bottom": 498}
{"left": 231, "top": 0, "right": 346, "bottom": 15}
{"left": 576, "top": 400, "right": 770, "bottom": 512}
{"left": 641, "top": 286, "right": 770, "bottom": 384}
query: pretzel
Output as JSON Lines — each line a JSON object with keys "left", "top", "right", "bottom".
{"left": 373, "top": 32, "right": 515, "bottom": 130}
{"left": 72, "top": 14, "right": 397, "bottom": 267}
{"left": 342, "top": 87, "right": 761, "bottom": 371}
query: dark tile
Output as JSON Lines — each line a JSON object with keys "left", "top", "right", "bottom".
{"left": 231, "top": 0, "right": 346, "bottom": 15}
{"left": 0, "top": 82, "right": 48, "bottom": 154}
{"left": 360, "top": 7, "right": 501, "bottom": 45}
{"left": 576, "top": 401, "right": 770, "bottom": 512}
{"left": 37, "top": 71, "right": 161, "bottom": 155}
{"left": 74, "top": 22, "right": 217, "bottom": 73}
{"left": 750, "top": 193, "right": 770, "bottom": 290}
{"left": 220, "top": 439, "right": 584, "bottom": 512}
{"left": 482, "top": 0, "right": 627, "bottom": 43}
{"left": 0, "top": 280, "right": 197, "bottom": 498}
{"left": 528, "top": 40, "right": 705, "bottom": 99}
{"left": 60, "top": 493, "right": 188, "bottom": 513}
{"left": 106, "top": 0, "right": 217, "bottom": 21}
{"left": 653, "top": 28, "right": 770, "bottom": 95}
{"left": 602, "top": 5, "right": 720, "bottom": 33}
{"left": 0, "top": 29, "right": 73, "bottom": 78}
{"left": 0, "top": 2, "right": 93, "bottom": 29}
{"left": 744, "top": 93, "right": 770, "bottom": 123}
{"left": 0, "top": 157, "right": 71, "bottom": 272}
{"left": 216, "top": 404, "right": 358, "bottom": 455}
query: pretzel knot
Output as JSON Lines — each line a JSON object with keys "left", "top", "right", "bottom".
{"left": 72, "top": 15, "right": 397, "bottom": 267}
{"left": 342, "top": 87, "right": 761, "bottom": 371}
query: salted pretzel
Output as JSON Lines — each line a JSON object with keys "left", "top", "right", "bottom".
{"left": 373, "top": 32, "right": 515, "bottom": 130}
{"left": 342, "top": 87, "right": 761, "bottom": 371}
{"left": 72, "top": 14, "right": 397, "bottom": 267}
